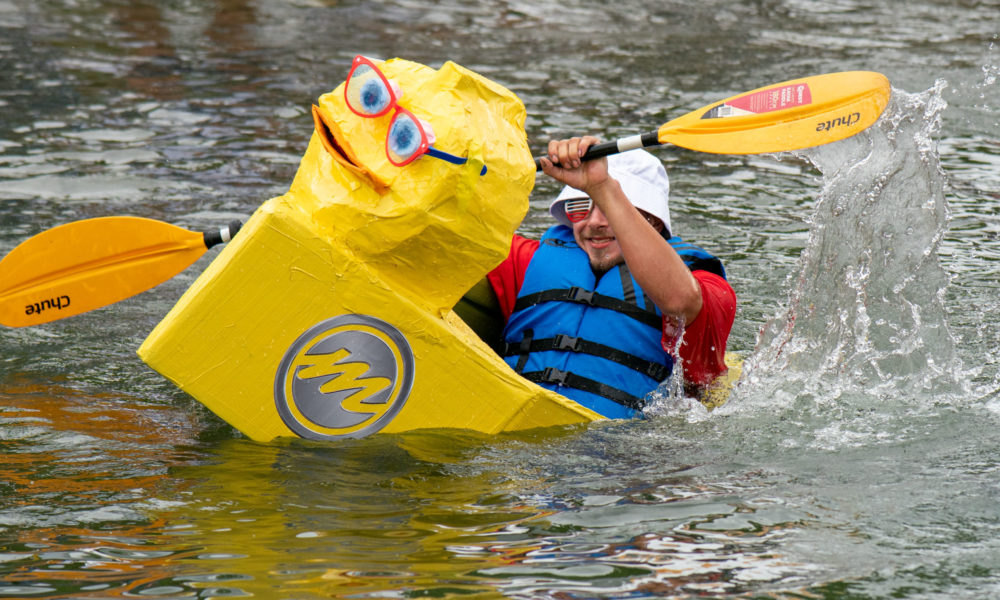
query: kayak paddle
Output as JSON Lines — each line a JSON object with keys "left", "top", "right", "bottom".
{"left": 534, "top": 70, "right": 891, "bottom": 169}
{"left": 0, "top": 217, "right": 241, "bottom": 328}
{"left": 0, "top": 71, "right": 889, "bottom": 328}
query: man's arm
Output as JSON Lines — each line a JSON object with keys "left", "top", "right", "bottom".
{"left": 670, "top": 271, "right": 737, "bottom": 386}
{"left": 538, "top": 137, "right": 703, "bottom": 323}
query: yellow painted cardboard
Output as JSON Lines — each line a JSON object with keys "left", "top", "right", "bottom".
{"left": 138, "top": 57, "right": 603, "bottom": 441}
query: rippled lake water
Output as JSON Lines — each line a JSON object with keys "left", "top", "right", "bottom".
{"left": 2, "top": 0, "right": 999, "bottom": 598}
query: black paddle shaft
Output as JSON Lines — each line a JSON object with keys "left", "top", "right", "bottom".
{"left": 202, "top": 220, "right": 243, "bottom": 249}
{"left": 533, "top": 130, "right": 660, "bottom": 171}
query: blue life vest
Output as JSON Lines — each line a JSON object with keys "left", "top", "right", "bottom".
{"left": 501, "top": 225, "right": 725, "bottom": 418}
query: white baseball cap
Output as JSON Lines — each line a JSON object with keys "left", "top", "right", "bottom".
{"left": 548, "top": 149, "right": 672, "bottom": 237}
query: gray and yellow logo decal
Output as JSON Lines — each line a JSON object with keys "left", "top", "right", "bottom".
{"left": 274, "top": 314, "right": 414, "bottom": 440}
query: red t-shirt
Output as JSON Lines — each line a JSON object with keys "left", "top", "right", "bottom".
{"left": 486, "top": 235, "right": 736, "bottom": 388}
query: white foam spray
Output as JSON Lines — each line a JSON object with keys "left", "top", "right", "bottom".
{"left": 729, "top": 81, "right": 975, "bottom": 413}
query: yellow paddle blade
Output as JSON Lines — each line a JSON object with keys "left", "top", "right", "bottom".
{"left": 658, "top": 71, "right": 891, "bottom": 154}
{"left": 0, "top": 216, "right": 208, "bottom": 328}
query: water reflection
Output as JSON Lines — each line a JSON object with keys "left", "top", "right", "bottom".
{"left": 1, "top": 377, "right": 196, "bottom": 510}
{"left": 109, "top": 433, "right": 544, "bottom": 597}
{"left": 0, "top": 378, "right": 207, "bottom": 597}
{"left": 2, "top": 425, "right": 814, "bottom": 598}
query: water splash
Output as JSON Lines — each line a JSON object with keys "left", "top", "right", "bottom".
{"left": 976, "top": 37, "right": 998, "bottom": 111}
{"left": 732, "top": 81, "right": 973, "bottom": 411}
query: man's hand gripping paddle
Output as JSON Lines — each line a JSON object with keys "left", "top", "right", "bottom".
{"left": 534, "top": 71, "right": 891, "bottom": 169}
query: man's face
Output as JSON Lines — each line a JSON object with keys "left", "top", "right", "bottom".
{"left": 571, "top": 204, "right": 623, "bottom": 275}
{"left": 571, "top": 203, "right": 664, "bottom": 276}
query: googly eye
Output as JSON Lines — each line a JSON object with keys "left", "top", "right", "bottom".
{"left": 386, "top": 109, "right": 429, "bottom": 166}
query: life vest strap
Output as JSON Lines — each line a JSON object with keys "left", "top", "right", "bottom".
{"left": 502, "top": 334, "right": 670, "bottom": 382}
{"left": 512, "top": 287, "right": 662, "bottom": 329}
{"left": 522, "top": 368, "right": 646, "bottom": 411}
{"left": 514, "top": 328, "right": 533, "bottom": 372}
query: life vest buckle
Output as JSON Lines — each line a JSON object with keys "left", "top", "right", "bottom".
{"left": 567, "top": 287, "right": 595, "bottom": 305}
{"left": 555, "top": 335, "right": 580, "bottom": 351}
{"left": 542, "top": 367, "right": 568, "bottom": 386}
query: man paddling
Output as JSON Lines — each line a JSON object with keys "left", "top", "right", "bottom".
{"left": 487, "top": 136, "right": 736, "bottom": 418}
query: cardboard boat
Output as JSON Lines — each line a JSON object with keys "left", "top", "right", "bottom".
{"left": 138, "top": 57, "right": 604, "bottom": 442}
{"left": 138, "top": 57, "right": 740, "bottom": 442}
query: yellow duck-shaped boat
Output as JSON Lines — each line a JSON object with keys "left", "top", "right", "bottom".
{"left": 138, "top": 57, "right": 605, "bottom": 442}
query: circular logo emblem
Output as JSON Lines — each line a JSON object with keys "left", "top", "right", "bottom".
{"left": 274, "top": 314, "right": 415, "bottom": 440}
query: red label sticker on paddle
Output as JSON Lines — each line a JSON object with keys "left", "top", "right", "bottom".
{"left": 701, "top": 83, "right": 812, "bottom": 119}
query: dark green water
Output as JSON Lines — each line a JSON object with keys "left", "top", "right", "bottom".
{"left": 2, "top": 0, "right": 999, "bottom": 598}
